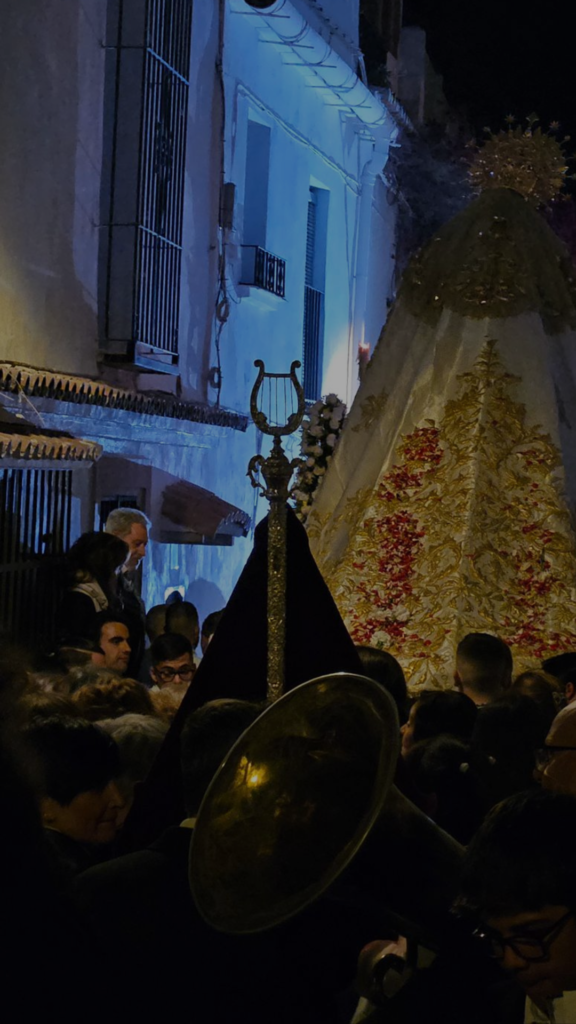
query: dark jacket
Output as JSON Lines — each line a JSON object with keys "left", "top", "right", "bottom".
{"left": 116, "top": 572, "right": 146, "bottom": 676}
{"left": 75, "top": 827, "right": 373, "bottom": 1024}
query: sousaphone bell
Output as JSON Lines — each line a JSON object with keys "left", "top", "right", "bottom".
{"left": 189, "top": 674, "right": 464, "bottom": 942}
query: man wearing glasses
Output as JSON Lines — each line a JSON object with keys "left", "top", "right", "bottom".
{"left": 460, "top": 790, "right": 576, "bottom": 1022}
{"left": 149, "top": 633, "right": 196, "bottom": 691}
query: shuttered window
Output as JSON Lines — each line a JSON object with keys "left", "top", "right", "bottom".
{"left": 302, "top": 188, "right": 327, "bottom": 401}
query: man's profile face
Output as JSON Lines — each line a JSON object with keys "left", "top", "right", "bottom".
{"left": 486, "top": 904, "right": 576, "bottom": 1002}
{"left": 121, "top": 523, "right": 148, "bottom": 571}
{"left": 536, "top": 707, "right": 576, "bottom": 797}
{"left": 151, "top": 654, "right": 195, "bottom": 690}
{"left": 93, "top": 622, "right": 131, "bottom": 674}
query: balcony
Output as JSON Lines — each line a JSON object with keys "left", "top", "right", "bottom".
{"left": 240, "top": 246, "right": 286, "bottom": 298}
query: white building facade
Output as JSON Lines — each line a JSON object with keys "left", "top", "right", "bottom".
{"left": 0, "top": 0, "right": 404, "bottom": 644}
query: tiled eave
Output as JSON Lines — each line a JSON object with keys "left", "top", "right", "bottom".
{"left": 0, "top": 363, "right": 249, "bottom": 432}
{"left": 0, "top": 429, "right": 102, "bottom": 463}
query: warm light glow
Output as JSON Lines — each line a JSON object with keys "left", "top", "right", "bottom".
{"left": 235, "top": 756, "right": 269, "bottom": 790}
{"left": 247, "top": 764, "right": 268, "bottom": 788}
{"left": 358, "top": 341, "right": 371, "bottom": 380}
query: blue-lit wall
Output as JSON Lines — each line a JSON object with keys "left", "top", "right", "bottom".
{"left": 0, "top": 0, "right": 400, "bottom": 629}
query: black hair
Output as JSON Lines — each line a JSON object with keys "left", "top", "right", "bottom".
{"left": 150, "top": 632, "right": 192, "bottom": 666}
{"left": 412, "top": 690, "right": 477, "bottom": 745}
{"left": 66, "top": 531, "right": 128, "bottom": 599}
{"left": 459, "top": 789, "right": 576, "bottom": 916}
{"left": 405, "top": 735, "right": 489, "bottom": 845}
{"left": 180, "top": 699, "right": 263, "bottom": 815}
{"left": 355, "top": 645, "right": 409, "bottom": 724}
{"left": 456, "top": 633, "right": 512, "bottom": 697}
{"left": 166, "top": 601, "right": 198, "bottom": 629}
{"left": 512, "top": 672, "right": 558, "bottom": 730}
{"left": 165, "top": 602, "right": 199, "bottom": 645}
{"left": 542, "top": 652, "right": 576, "bottom": 680}
{"left": 145, "top": 604, "right": 166, "bottom": 642}
{"left": 92, "top": 611, "right": 131, "bottom": 644}
{"left": 201, "top": 609, "right": 224, "bottom": 639}
{"left": 23, "top": 716, "right": 120, "bottom": 805}
{"left": 472, "top": 692, "right": 547, "bottom": 802}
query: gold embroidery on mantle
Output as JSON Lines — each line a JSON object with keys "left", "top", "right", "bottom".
{"left": 326, "top": 341, "right": 576, "bottom": 689}
{"left": 401, "top": 189, "right": 576, "bottom": 334}
{"left": 351, "top": 388, "right": 389, "bottom": 434}
{"left": 309, "top": 488, "right": 372, "bottom": 573}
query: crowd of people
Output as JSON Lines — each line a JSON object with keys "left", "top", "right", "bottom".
{"left": 2, "top": 507, "right": 576, "bottom": 1022}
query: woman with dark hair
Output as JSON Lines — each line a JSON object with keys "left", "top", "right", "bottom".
{"left": 59, "top": 531, "right": 128, "bottom": 643}
{"left": 401, "top": 689, "right": 477, "bottom": 757}
{"left": 404, "top": 735, "right": 491, "bottom": 845}
{"left": 355, "top": 644, "right": 410, "bottom": 724}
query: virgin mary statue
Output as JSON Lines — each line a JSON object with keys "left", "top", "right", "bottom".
{"left": 307, "top": 130, "right": 576, "bottom": 689}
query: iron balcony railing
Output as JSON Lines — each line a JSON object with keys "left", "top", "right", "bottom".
{"left": 303, "top": 284, "right": 324, "bottom": 401}
{"left": 241, "top": 246, "right": 286, "bottom": 298}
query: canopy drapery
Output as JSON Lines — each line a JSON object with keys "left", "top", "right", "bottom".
{"left": 308, "top": 189, "right": 576, "bottom": 688}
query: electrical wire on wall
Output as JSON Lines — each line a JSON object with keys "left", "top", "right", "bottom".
{"left": 210, "top": 0, "right": 241, "bottom": 409}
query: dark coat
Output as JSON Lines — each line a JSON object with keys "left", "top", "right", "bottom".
{"left": 116, "top": 572, "right": 146, "bottom": 677}
{"left": 75, "top": 827, "right": 377, "bottom": 1024}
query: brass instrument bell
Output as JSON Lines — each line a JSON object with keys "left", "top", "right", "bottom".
{"left": 190, "top": 674, "right": 399, "bottom": 933}
{"left": 189, "top": 672, "right": 463, "bottom": 939}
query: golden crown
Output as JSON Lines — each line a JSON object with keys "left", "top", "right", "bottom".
{"left": 468, "top": 115, "right": 573, "bottom": 206}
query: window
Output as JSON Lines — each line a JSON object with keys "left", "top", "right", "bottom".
{"left": 102, "top": 0, "right": 193, "bottom": 369}
{"left": 98, "top": 494, "right": 141, "bottom": 532}
{"left": 302, "top": 187, "right": 329, "bottom": 401}
{"left": 243, "top": 121, "right": 271, "bottom": 247}
{"left": 240, "top": 120, "right": 286, "bottom": 297}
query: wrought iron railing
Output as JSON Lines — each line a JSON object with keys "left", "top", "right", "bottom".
{"left": 241, "top": 246, "right": 286, "bottom": 298}
{"left": 0, "top": 468, "right": 72, "bottom": 651}
{"left": 103, "top": 0, "right": 193, "bottom": 366}
{"left": 302, "top": 285, "right": 324, "bottom": 401}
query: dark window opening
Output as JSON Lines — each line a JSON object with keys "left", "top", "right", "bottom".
{"left": 302, "top": 187, "right": 329, "bottom": 401}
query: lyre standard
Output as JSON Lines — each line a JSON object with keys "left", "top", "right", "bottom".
{"left": 247, "top": 359, "right": 305, "bottom": 701}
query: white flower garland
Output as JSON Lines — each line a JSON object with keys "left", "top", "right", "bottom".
{"left": 293, "top": 393, "right": 346, "bottom": 521}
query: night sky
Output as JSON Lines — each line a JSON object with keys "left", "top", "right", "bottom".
{"left": 405, "top": 0, "right": 575, "bottom": 141}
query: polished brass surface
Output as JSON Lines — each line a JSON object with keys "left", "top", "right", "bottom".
{"left": 247, "top": 359, "right": 306, "bottom": 701}
{"left": 190, "top": 673, "right": 400, "bottom": 933}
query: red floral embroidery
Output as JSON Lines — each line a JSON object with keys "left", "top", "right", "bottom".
{"left": 348, "top": 427, "right": 443, "bottom": 649}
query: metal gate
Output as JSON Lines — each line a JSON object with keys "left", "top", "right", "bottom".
{"left": 0, "top": 468, "right": 72, "bottom": 653}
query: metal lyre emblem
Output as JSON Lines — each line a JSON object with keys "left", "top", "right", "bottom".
{"left": 247, "top": 360, "right": 306, "bottom": 701}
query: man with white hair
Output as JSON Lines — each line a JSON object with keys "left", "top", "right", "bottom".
{"left": 105, "top": 507, "right": 150, "bottom": 573}
{"left": 105, "top": 507, "right": 151, "bottom": 675}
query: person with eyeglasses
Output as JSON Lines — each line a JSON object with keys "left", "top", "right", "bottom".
{"left": 459, "top": 789, "right": 576, "bottom": 1022}
{"left": 149, "top": 633, "right": 196, "bottom": 691}
{"left": 535, "top": 703, "right": 576, "bottom": 797}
